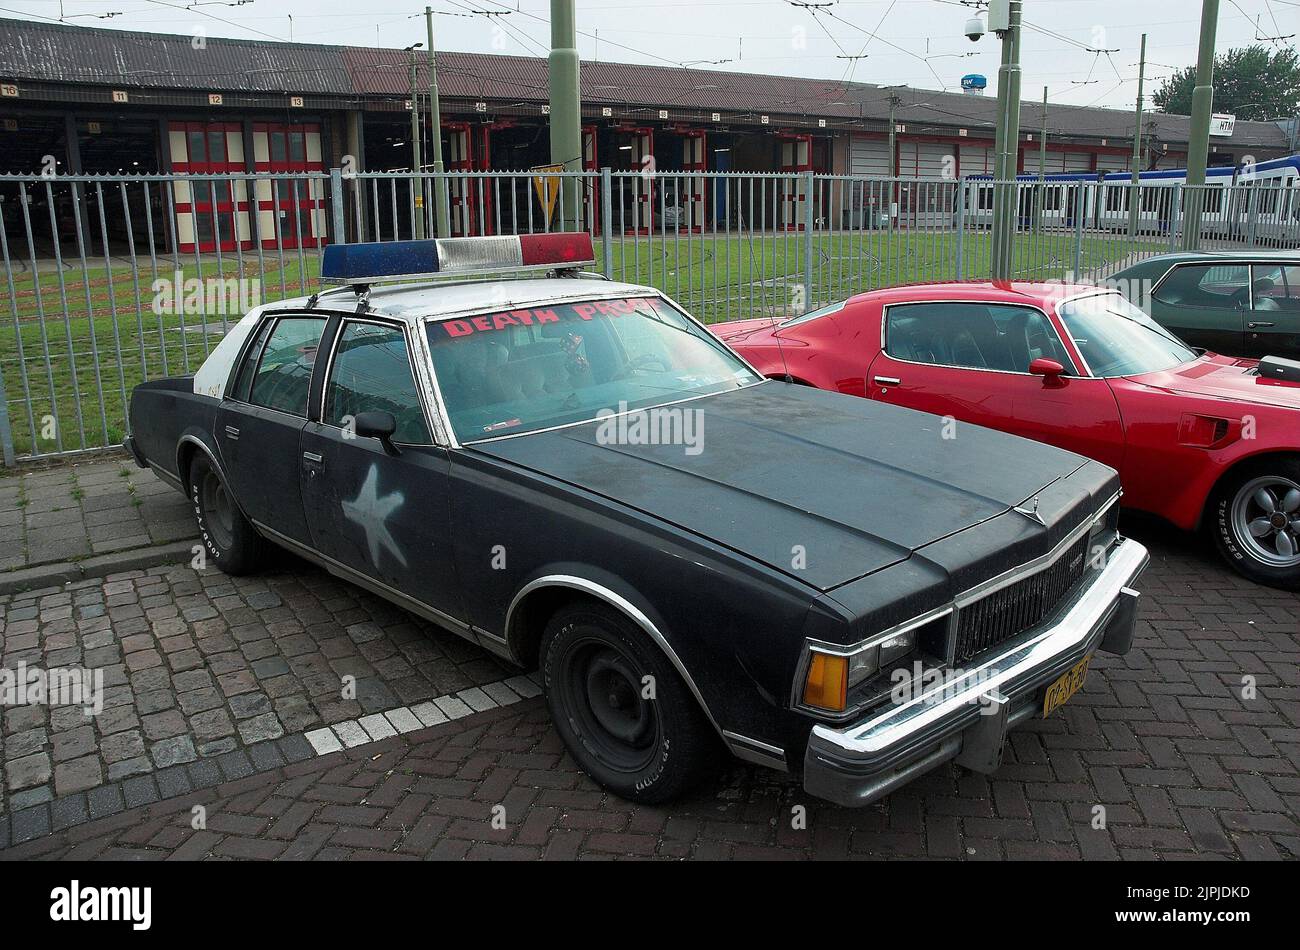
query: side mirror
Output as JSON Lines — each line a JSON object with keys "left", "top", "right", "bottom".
{"left": 1028, "top": 357, "right": 1065, "bottom": 382}
{"left": 354, "top": 410, "right": 400, "bottom": 454}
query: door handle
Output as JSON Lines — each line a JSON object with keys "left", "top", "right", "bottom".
{"left": 224, "top": 425, "right": 240, "bottom": 440}
{"left": 874, "top": 375, "right": 901, "bottom": 386}
{"left": 1247, "top": 322, "right": 1275, "bottom": 329}
{"left": 302, "top": 451, "right": 324, "bottom": 479}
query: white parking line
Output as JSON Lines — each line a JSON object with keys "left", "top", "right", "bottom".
{"left": 302, "top": 675, "right": 540, "bottom": 758}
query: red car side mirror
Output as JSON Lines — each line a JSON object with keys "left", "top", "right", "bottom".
{"left": 1029, "top": 357, "right": 1065, "bottom": 380}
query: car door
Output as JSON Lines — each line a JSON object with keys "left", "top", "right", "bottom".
{"left": 1245, "top": 264, "right": 1300, "bottom": 359}
{"left": 867, "top": 300, "right": 1125, "bottom": 472}
{"left": 216, "top": 312, "right": 327, "bottom": 545}
{"left": 1149, "top": 262, "right": 1248, "bottom": 355}
{"left": 299, "top": 316, "right": 464, "bottom": 623}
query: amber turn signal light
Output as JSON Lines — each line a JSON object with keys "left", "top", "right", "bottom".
{"left": 802, "top": 651, "right": 848, "bottom": 712}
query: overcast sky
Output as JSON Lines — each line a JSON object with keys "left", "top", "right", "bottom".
{"left": 3, "top": 0, "right": 1297, "bottom": 113}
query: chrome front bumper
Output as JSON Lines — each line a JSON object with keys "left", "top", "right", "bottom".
{"left": 803, "top": 536, "right": 1149, "bottom": 808}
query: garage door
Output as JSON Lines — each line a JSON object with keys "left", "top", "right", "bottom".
{"left": 849, "top": 136, "right": 891, "bottom": 177}
{"left": 1061, "top": 151, "right": 1094, "bottom": 173}
{"left": 959, "top": 144, "right": 995, "bottom": 176}
{"left": 897, "top": 141, "right": 953, "bottom": 178}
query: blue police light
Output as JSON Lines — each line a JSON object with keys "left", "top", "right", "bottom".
{"left": 319, "top": 233, "right": 597, "bottom": 285}
{"left": 320, "top": 240, "right": 439, "bottom": 284}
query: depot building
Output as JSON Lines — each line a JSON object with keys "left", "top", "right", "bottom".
{"left": 1, "top": 17, "right": 1294, "bottom": 250}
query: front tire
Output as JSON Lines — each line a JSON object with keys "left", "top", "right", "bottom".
{"left": 541, "top": 602, "right": 715, "bottom": 804}
{"left": 1209, "top": 459, "right": 1300, "bottom": 591}
{"left": 187, "top": 454, "right": 264, "bottom": 576}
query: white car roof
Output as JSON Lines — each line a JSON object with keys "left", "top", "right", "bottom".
{"left": 191, "top": 275, "right": 667, "bottom": 400}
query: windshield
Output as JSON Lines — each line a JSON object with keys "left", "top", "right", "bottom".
{"left": 426, "top": 294, "right": 762, "bottom": 441}
{"left": 1057, "top": 293, "right": 1198, "bottom": 376}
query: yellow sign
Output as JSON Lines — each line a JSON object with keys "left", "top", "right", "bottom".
{"left": 531, "top": 164, "right": 564, "bottom": 223}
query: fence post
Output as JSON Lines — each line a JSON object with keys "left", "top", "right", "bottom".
{"left": 1245, "top": 184, "right": 1258, "bottom": 247}
{"left": 954, "top": 180, "right": 966, "bottom": 280}
{"left": 601, "top": 167, "right": 613, "bottom": 278}
{"left": 803, "top": 169, "right": 814, "bottom": 312}
{"left": 1072, "top": 183, "right": 1085, "bottom": 278}
{"left": 1169, "top": 183, "right": 1183, "bottom": 252}
{"left": 329, "top": 168, "right": 346, "bottom": 245}
{"left": 0, "top": 366, "right": 13, "bottom": 467}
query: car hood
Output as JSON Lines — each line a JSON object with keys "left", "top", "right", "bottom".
{"left": 470, "top": 383, "right": 1096, "bottom": 591}
{"left": 1126, "top": 353, "right": 1300, "bottom": 410}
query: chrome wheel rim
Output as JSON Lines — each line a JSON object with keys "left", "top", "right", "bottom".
{"left": 1231, "top": 476, "right": 1300, "bottom": 568}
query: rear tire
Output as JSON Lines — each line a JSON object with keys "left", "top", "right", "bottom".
{"left": 1209, "top": 458, "right": 1300, "bottom": 591}
{"left": 187, "top": 454, "right": 264, "bottom": 576}
{"left": 541, "top": 602, "right": 715, "bottom": 804}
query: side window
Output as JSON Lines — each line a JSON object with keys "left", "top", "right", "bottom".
{"left": 231, "top": 317, "right": 274, "bottom": 403}
{"left": 885, "top": 303, "right": 1074, "bottom": 374}
{"left": 325, "top": 322, "right": 431, "bottom": 444}
{"left": 1252, "top": 265, "right": 1300, "bottom": 312}
{"left": 247, "top": 316, "right": 326, "bottom": 416}
{"left": 1154, "top": 264, "right": 1248, "bottom": 308}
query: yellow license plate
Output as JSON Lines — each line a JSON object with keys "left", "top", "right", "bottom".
{"left": 1042, "top": 654, "right": 1091, "bottom": 718}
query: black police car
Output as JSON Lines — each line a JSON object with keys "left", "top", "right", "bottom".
{"left": 125, "top": 233, "right": 1149, "bottom": 806}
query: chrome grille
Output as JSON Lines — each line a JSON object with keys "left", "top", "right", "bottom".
{"left": 954, "top": 535, "right": 1090, "bottom": 663}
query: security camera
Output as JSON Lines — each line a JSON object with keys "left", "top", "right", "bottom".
{"left": 965, "top": 15, "right": 986, "bottom": 42}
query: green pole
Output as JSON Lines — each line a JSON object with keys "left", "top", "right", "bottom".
{"left": 1182, "top": 0, "right": 1219, "bottom": 250}
{"left": 1127, "top": 32, "right": 1147, "bottom": 239}
{"left": 426, "top": 7, "right": 450, "bottom": 238}
{"left": 888, "top": 93, "right": 899, "bottom": 224}
{"left": 1037, "top": 86, "right": 1047, "bottom": 179}
{"left": 991, "top": 0, "right": 1023, "bottom": 281}
{"left": 887, "top": 93, "right": 899, "bottom": 175}
{"left": 409, "top": 50, "right": 424, "bottom": 239}
{"left": 549, "top": 0, "right": 582, "bottom": 230}
{"left": 1034, "top": 85, "right": 1046, "bottom": 231}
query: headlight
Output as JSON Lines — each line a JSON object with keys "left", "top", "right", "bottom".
{"left": 799, "top": 617, "right": 936, "bottom": 714}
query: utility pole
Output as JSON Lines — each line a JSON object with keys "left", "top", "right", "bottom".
{"left": 1182, "top": 0, "right": 1219, "bottom": 250}
{"left": 408, "top": 44, "right": 425, "bottom": 239}
{"left": 1037, "top": 86, "right": 1047, "bottom": 179}
{"left": 548, "top": 0, "right": 582, "bottom": 229}
{"left": 887, "top": 93, "right": 900, "bottom": 177}
{"left": 426, "top": 7, "right": 450, "bottom": 238}
{"left": 1127, "top": 32, "right": 1147, "bottom": 239}
{"left": 990, "top": 0, "right": 1023, "bottom": 282}
{"left": 1034, "top": 86, "right": 1046, "bottom": 232}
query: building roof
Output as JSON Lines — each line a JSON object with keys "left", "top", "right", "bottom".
{"left": 0, "top": 18, "right": 1291, "bottom": 149}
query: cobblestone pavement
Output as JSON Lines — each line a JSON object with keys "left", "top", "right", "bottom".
{"left": 1, "top": 518, "right": 1297, "bottom": 860}
{"left": 0, "top": 458, "right": 190, "bottom": 578}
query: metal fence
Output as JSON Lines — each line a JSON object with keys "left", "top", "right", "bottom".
{"left": 2, "top": 168, "right": 1297, "bottom": 464}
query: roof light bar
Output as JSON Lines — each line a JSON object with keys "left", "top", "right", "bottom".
{"left": 320, "top": 233, "right": 596, "bottom": 285}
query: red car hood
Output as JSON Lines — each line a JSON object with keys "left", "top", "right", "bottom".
{"left": 1126, "top": 353, "right": 1300, "bottom": 410}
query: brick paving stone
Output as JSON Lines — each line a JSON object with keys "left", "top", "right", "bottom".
{"left": 2, "top": 485, "right": 1297, "bottom": 860}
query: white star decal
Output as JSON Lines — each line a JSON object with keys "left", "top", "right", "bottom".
{"left": 341, "top": 464, "right": 407, "bottom": 569}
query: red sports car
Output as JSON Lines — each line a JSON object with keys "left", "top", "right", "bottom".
{"left": 714, "top": 282, "right": 1300, "bottom": 589}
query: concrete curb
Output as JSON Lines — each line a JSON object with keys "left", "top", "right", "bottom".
{"left": 0, "top": 539, "right": 197, "bottom": 595}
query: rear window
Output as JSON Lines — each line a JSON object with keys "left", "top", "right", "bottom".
{"left": 426, "top": 295, "right": 761, "bottom": 442}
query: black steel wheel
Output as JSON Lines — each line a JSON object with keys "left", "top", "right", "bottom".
{"left": 188, "top": 453, "right": 264, "bottom": 576}
{"left": 541, "top": 601, "right": 715, "bottom": 803}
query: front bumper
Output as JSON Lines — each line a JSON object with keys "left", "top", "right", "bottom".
{"left": 803, "top": 536, "right": 1149, "bottom": 808}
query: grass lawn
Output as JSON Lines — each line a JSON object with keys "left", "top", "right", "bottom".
{"left": 1, "top": 228, "right": 1163, "bottom": 459}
